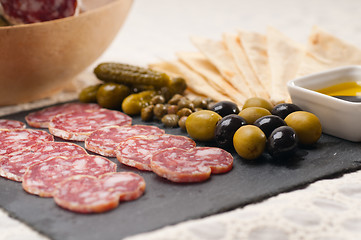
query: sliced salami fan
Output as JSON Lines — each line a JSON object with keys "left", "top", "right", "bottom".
{"left": 150, "top": 147, "right": 233, "bottom": 182}
{"left": 85, "top": 125, "right": 165, "bottom": 157}
{"left": 0, "top": 0, "right": 80, "bottom": 25}
{"left": 0, "top": 119, "right": 26, "bottom": 129}
{"left": 22, "top": 155, "right": 117, "bottom": 197}
{"left": 116, "top": 134, "right": 196, "bottom": 171}
{"left": 0, "top": 129, "right": 54, "bottom": 155}
{"left": 0, "top": 142, "right": 87, "bottom": 182}
{"left": 25, "top": 102, "right": 101, "bottom": 128}
{"left": 49, "top": 109, "right": 132, "bottom": 141}
{"left": 53, "top": 172, "right": 146, "bottom": 213}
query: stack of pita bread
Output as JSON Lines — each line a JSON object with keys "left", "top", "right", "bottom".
{"left": 150, "top": 26, "right": 361, "bottom": 106}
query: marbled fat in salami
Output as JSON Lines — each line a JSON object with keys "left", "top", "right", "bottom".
{"left": 25, "top": 103, "right": 101, "bottom": 128}
{"left": 49, "top": 109, "right": 132, "bottom": 141}
{"left": 53, "top": 172, "right": 146, "bottom": 213}
{"left": 0, "top": 119, "right": 26, "bottom": 129}
{"left": 0, "top": 142, "right": 87, "bottom": 182}
{"left": 150, "top": 147, "right": 233, "bottom": 182}
{"left": 85, "top": 125, "right": 165, "bottom": 157}
{"left": 115, "top": 134, "right": 196, "bottom": 171}
{"left": 0, "top": 129, "right": 54, "bottom": 155}
{"left": 22, "top": 155, "right": 117, "bottom": 197}
{"left": 0, "top": 0, "right": 80, "bottom": 25}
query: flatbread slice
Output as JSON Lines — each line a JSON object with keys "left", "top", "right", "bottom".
{"left": 191, "top": 36, "right": 252, "bottom": 99}
{"left": 297, "top": 26, "right": 361, "bottom": 77}
{"left": 239, "top": 30, "right": 272, "bottom": 91}
{"left": 223, "top": 32, "right": 269, "bottom": 100}
{"left": 267, "top": 26, "right": 304, "bottom": 104}
{"left": 176, "top": 51, "right": 245, "bottom": 105}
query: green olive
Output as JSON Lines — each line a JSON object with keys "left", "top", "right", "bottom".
{"left": 233, "top": 125, "right": 266, "bottom": 160}
{"left": 78, "top": 84, "right": 102, "bottom": 103}
{"left": 185, "top": 110, "right": 222, "bottom": 141}
{"left": 121, "top": 90, "right": 155, "bottom": 115}
{"left": 162, "top": 114, "right": 180, "bottom": 128}
{"left": 242, "top": 97, "right": 274, "bottom": 112}
{"left": 96, "top": 83, "right": 130, "bottom": 109}
{"left": 284, "top": 111, "right": 322, "bottom": 145}
{"left": 238, "top": 107, "right": 271, "bottom": 124}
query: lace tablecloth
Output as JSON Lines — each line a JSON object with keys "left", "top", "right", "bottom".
{"left": 2, "top": 0, "right": 361, "bottom": 239}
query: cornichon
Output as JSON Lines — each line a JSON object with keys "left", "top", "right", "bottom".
{"left": 94, "top": 63, "right": 171, "bottom": 88}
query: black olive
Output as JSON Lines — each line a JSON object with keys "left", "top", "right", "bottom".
{"left": 211, "top": 101, "right": 240, "bottom": 117}
{"left": 271, "top": 103, "right": 302, "bottom": 119}
{"left": 215, "top": 114, "right": 247, "bottom": 148}
{"left": 254, "top": 115, "right": 286, "bottom": 138}
{"left": 267, "top": 126, "right": 298, "bottom": 159}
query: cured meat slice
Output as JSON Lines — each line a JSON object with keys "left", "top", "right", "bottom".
{"left": 49, "top": 109, "right": 132, "bottom": 141}
{"left": 0, "top": 129, "right": 54, "bottom": 155}
{"left": 150, "top": 147, "right": 233, "bottom": 182}
{"left": 0, "top": 142, "right": 87, "bottom": 182}
{"left": 0, "top": 119, "right": 26, "bottom": 129}
{"left": 0, "top": 0, "right": 80, "bottom": 25}
{"left": 25, "top": 103, "right": 101, "bottom": 128}
{"left": 116, "top": 134, "right": 196, "bottom": 171}
{"left": 22, "top": 155, "right": 117, "bottom": 197}
{"left": 85, "top": 125, "right": 165, "bottom": 157}
{"left": 53, "top": 172, "right": 146, "bottom": 213}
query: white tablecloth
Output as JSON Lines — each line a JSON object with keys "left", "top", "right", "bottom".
{"left": 2, "top": 0, "right": 361, "bottom": 239}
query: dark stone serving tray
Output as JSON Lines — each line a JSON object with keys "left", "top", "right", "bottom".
{"left": 1, "top": 103, "right": 361, "bottom": 240}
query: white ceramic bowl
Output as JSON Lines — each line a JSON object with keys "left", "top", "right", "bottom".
{"left": 288, "top": 65, "right": 361, "bottom": 142}
{"left": 0, "top": 0, "right": 133, "bottom": 106}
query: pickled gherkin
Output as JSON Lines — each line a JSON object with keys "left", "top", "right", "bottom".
{"left": 94, "top": 63, "right": 171, "bottom": 88}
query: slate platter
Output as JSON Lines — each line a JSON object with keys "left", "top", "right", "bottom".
{"left": 1, "top": 103, "right": 361, "bottom": 240}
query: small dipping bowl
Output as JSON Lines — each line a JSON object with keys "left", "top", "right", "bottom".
{"left": 288, "top": 65, "right": 361, "bottom": 142}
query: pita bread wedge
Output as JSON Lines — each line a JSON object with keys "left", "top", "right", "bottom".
{"left": 267, "top": 26, "right": 305, "bottom": 104}
{"left": 191, "top": 36, "right": 253, "bottom": 99}
{"left": 149, "top": 61, "right": 233, "bottom": 103}
{"left": 297, "top": 26, "right": 361, "bottom": 77}
{"left": 239, "top": 30, "right": 272, "bottom": 91}
{"left": 223, "top": 32, "right": 269, "bottom": 100}
{"left": 176, "top": 51, "right": 245, "bottom": 105}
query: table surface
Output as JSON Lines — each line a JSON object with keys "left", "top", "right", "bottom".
{"left": 2, "top": 0, "right": 361, "bottom": 239}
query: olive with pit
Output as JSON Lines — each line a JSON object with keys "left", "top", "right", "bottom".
{"left": 284, "top": 111, "right": 322, "bottom": 145}
{"left": 254, "top": 115, "right": 286, "bottom": 138}
{"left": 211, "top": 101, "right": 240, "bottom": 117}
{"left": 185, "top": 110, "right": 222, "bottom": 141}
{"left": 215, "top": 114, "right": 247, "bottom": 149}
{"left": 267, "top": 126, "right": 298, "bottom": 159}
{"left": 238, "top": 107, "right": 271, "bottom": 124}
{"left": 242, "top": 97, "right": 273, "bottom": 112}
{"left": 271, "top": 103, "right": 302, "bottom": 119}
{"left": 78, "top": 84, "right": 102, "bottom": 103}
{"left": 96, "top": 83, "right": 130, "bottom": 109}
{"left": 233, "top": 125, "right": 266, "bottom": 160}
{"left": 162, "top": 114, "right": 180, "bottom": 128}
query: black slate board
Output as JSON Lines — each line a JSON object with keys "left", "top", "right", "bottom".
{"left": 1, "top": 104, "right": 361, "bottom": 240}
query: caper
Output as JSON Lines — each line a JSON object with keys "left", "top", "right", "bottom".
{"left": 178, "top": 116, "right": 188, "bottom": 131}
{"left": 168, "top": 94, "right": 184, "bottom": 105}
{"left": 194, "top": 107, "right": 203, "bottom": 112}
{"left": 150, "top": 95, "right": 165, "bottom": 105}
{"left": 167, "top": 105, "right": 179, "bottom": 114}
{"left": 96, "top": 83, "right": 131, "bottom": 109}
{"left": 207, "top": 101, "right": 216, "bottom": 110}
{"left": 169, "top": 77, "right": 187, "bottom": 95}
{"left": 178, "top": 98, "right": 194, "bottom": 111}
{"left": 141, "top": 105, "right": 154, "bottom": 122}
{"left": 193, "top": 97, "right": 208, "bottom": 109}
{"left": 153, "top": 103, "right": 168, "bottom": 120}
{"left": 177, "top": 108, "right": 193, "bottom": 118}
{"left": 78, "top": 84, "right": 102, "bottom": 103}
{"left": 159, "top": 86, "right": 173, "bottom": 102}
{"left": 162, "top": 114, "right": 180, "bottom": 128}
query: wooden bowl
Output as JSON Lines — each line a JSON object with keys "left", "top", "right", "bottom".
{"left": 0, "top": 0, "right": 133, "bottom": 106}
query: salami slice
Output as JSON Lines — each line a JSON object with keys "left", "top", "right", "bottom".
{"left": 49, "top": 109, "right": 132, "bottom": 141}
{"left": 116, "top": 134, "right": 196, "bottom": 171}
{"left": 25, "top": 103, "right": 101, "bottom": 128}
{"left": 150, "top": 147, "right": 233, "bottom": 182}
{"left": 22, "top": 155, "right": 117, "bottom": 197}
{"left": 0, "top": 142, "right": 87, "bottom": 182}
{"left": 0, "top": 129, "right": 54, "bottom": 155}
{"left": 0, "top": 119, "right": 26, "bottom": 129}
{"left": 0, "top": 0, "right": 80, "bottom": 25}
{"left": 85, "top": 125, "right": 165, "bottom": 157}
{"left": 53, "top": 172, "right": 146, "bottom": 213}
